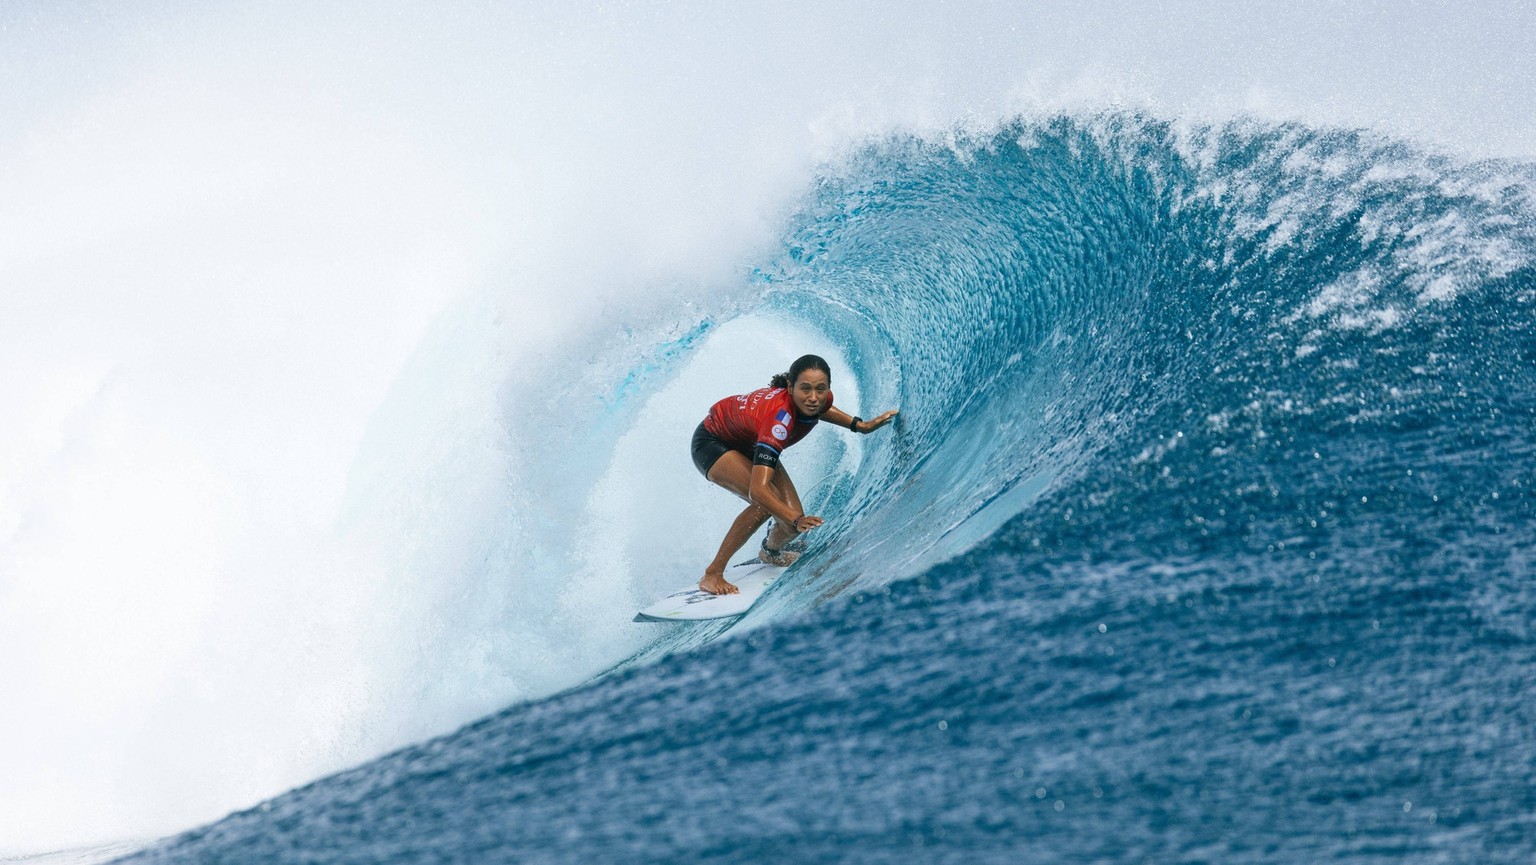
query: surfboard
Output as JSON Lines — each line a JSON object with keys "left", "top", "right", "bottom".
{"left": 633, "top": 561, "right": 784, "bottom": 622}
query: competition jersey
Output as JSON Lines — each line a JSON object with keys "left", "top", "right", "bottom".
{"left": 703, "top": 386, "right": 834, "bottom": 468}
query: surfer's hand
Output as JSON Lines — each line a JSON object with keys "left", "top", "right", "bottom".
{"left": 864, "top": 409, "right": 899, "bottom": 432}
{"left": 699, "top": 572, "right": 739, "bottom": 595}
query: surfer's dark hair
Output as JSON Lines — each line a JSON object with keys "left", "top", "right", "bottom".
{"left": 770, "top": 354, "right": 832, "bottom": 389}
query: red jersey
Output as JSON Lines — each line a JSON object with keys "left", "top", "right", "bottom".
{"left": 703, "top": 386, "right": 834, "bottom": 468}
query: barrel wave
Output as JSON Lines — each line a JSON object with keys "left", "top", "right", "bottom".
{"left": 120, "top": 115, "right": 1536, "bottom": 863}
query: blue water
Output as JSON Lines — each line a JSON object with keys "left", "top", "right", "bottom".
{"left": 118, "top": 115, "right": 1535, "bottom": 863}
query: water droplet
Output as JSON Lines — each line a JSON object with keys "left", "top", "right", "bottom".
{"left": 1403, "top": 801, "right": 1413, "bottom": 812}
{"left": 1054, "top": 800, "right": 1065, "bottom": 811}
{"left": 1035, "top": 787, "right": 1047, "bottom": 799}
{"left": 1097, "top": 623, "right": 1107, "bottom": 633}
{"left": 937, "top": 720, "right": 948, "bottom": 731}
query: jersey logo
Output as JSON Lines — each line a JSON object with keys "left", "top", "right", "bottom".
{"left": 771, "top": 423, "right": 789, "bottom": 441}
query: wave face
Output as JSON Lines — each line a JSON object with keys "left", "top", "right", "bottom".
{"left": 124, "top": 115, "right": 1536, "bottom": 863}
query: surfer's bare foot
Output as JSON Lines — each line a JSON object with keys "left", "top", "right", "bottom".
{"left": 699, "top": 572, "right": 739, "bottom": 595}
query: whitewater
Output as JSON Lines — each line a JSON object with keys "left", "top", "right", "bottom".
{"left": 2, "top": 2, "right": 1534, "bottom": 862}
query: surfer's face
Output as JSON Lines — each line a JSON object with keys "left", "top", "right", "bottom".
{"left": 790, "top": 369, "right": 830, "bottom": 416}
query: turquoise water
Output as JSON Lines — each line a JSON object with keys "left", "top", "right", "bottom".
{"left": 120, "top": 115, "right": 1535, "bottom": 862}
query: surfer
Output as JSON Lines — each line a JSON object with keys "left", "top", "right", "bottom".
{"left": 690, "top": 354, "right": 898, "bottom": 595}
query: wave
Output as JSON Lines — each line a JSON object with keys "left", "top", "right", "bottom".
{"left": 115, "top": 112, "right": 1536, "bottom": 862}
{"left": 726, "top": 114, "right": 1536, "bottom": 616}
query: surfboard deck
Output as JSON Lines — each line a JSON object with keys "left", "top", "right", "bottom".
{"left": 633, "top": 561, "right": 784, "bottom": 622}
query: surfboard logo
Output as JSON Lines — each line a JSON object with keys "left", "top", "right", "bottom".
{"left": 771, "top": 423, "right": 788, "bottom": 441}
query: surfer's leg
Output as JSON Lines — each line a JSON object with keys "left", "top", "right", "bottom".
{"left": 704, "top": 502, "right": 771, "bottom": 578}
{"left": 763, "top": 463, "right": 803, "bottom": 551}
{"left": 704, "top": 448, "right": 754, "bottom": 500}
{"left": 700, "top": 451, "right": 771, "bottom": 594}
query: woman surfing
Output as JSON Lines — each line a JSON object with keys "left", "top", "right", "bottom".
{"left": 690, "top": 354, "right": 899, "bottom": 595}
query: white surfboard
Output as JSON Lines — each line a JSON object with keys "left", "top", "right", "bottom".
{"left": 633, "top": 562, "right": 784, "bottom": 622}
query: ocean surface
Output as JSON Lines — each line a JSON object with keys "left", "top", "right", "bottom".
{"left": 105, "top": 115, "right": 1536, "bottom": 862}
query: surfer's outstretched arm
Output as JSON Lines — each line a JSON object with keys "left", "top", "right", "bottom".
{"left": 821, "top": 406, "right": 899, "bottom": 434}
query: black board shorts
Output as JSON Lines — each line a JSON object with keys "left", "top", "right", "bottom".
{"left": 691, "top": 421, "right": 747, "bottom": 478}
